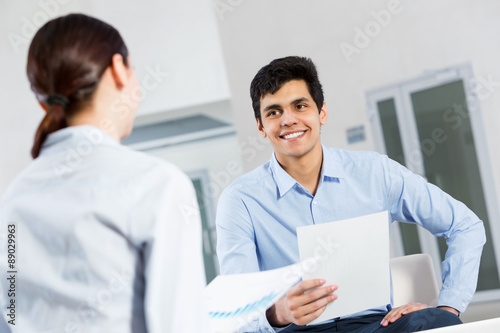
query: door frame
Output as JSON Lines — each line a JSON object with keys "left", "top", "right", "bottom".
{"left": 187, "top": 169, "right": 220, "bottom": 282}
{"left": 366, "top": 62, "right": 500, "bottom": 302}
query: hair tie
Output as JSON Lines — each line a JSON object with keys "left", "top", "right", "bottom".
{"left": 47, "top": 94, "right": 69, "bottom": 108}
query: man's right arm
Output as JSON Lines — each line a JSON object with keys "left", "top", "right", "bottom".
{"left": 216, "top": 188, "right": 260, "bottom": 275}
{"left": 216, "top": 188, "right": 278, "bottom": 332}
{"left": 215, "top": 188, "right": 337, "bottom": 330}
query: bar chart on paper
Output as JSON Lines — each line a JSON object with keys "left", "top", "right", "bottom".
{"left": 208, "top": 290, "right": 280, "bottom": 319}
{"left": 205, "top": 263, "right": 305, "bottom": 332}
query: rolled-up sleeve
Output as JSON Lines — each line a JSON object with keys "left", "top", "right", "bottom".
{"left": 383, "top": 156, "right": 486, "bottom": 313}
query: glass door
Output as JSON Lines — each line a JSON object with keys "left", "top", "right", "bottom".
{"left": 407, "top": 80, "right": 499, "bottom": 292}
{"left": 367, "top": 63, "right": 500, "bottom": 300}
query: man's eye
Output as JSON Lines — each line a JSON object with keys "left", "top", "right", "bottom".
{"left": 267, "top": 110, "right": 279, "bottom": 117}
{"left": 296, "top": 104, "right": 307, "bottom": 110}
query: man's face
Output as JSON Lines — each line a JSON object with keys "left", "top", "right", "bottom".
{"left": 257, "top": 79, "right": 328, "bottom": 163}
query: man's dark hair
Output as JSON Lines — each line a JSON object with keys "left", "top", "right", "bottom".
{"left": 250, "top": 56, "right": 324, "bottom": 124}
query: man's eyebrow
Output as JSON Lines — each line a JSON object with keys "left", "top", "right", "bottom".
{"left": 262, "top": 97, "right": 311, "bottom": 113}
{"left": 263, "top": 104, "right": 282, "bottom": 113}
{"left": 291, "top": 97, "right": 310, "bottom": 105}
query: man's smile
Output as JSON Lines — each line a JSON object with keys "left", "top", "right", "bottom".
{"left": 280, "top": 130, "right": 306, "bottom": 140}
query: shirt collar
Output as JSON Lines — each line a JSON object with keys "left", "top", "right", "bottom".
{"left": 269, "top": 145, "right": 345, "bottom": 198}
{"left": 41, "top": 125, "right": 119, "bottom": 155}
{"left": 269, "top": 153, "right": 297, "bottom": 197}
{"left": 321, "top": 144, "right": 345, "bottom": 180}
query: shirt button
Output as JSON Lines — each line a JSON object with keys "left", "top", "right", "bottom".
{"left": 313, "top": 201, "right": 317, "bottom": 205}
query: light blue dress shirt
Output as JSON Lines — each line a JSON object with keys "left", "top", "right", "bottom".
{"left": 216, "top": 146, "right": 485, "bottom": 332}
{"left": 0, "top": 126, "right": 207, "bottom": 333}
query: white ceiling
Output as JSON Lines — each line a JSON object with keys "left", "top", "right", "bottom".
{"left": 0, "top": 0, "right": 231, "bottom": 116}
{"left": 0, "top": 0, "right": 232, "bottom": 196}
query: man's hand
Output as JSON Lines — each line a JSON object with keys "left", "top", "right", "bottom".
{"left": 380, "top": 302, "right": 430, "bottom": 327}
{"left": 380, "top": 303, "right": 461, "bottom": 327}
{"left": 266, "top": 279, "right": 337, "bottom": 327}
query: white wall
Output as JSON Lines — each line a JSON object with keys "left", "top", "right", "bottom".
{"left": 216, "top": 0, "right": 500, "bottom": 209}
{"left": 148, "top": 134, "right": 243, "bottom": 208}
{"left": 0, "top": 0, "right": 230, "bottom": 198}
{"left": 131, "top": 99, "right": 243, "bottom": 208}
{"left": 217, "top": 1, "right": 500, "bottom": 312}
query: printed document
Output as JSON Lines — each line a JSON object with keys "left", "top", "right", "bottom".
{"left": 297, "top": 211, "right": 391, "bottom": 325}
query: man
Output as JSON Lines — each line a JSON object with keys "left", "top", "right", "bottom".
{"left": 216, "top": 56, "right": 485, "bottom": 332}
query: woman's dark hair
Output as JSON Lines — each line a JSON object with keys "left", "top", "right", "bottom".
{"left": 250, "top": 56, "right": 324, "bottom": 124}
{"left": 27, "top": 13, "right": 128, "bottom": 158}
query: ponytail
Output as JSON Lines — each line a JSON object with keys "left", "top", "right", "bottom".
{"left": 27, "top": 13, "right": 128, "bottom": 159}
{"left": 31, "top": 103, "right": 68, "bottom": 158}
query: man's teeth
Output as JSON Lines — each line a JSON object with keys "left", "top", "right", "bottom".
{"left": 283, "top": 131, "right": 305, "bottom": 139}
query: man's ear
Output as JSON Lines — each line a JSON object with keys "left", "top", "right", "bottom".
{"left": 256, "top": 118, "right": 267, "bottom": 138}
{"left": 109, "top": 53, "right": 130, "bottom": 89}
{"left": 319, "top": 101, "right": 328, "bottom": 125}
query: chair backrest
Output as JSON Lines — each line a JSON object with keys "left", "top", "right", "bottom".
{"left": 390, "top": 253, "right": 440, "bottom": 307}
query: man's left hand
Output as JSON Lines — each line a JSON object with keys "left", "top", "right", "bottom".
{"left": 380, "top": 302, "right": 430, "bottom": 327}
{"left": 380, "top": 303, "right": 460, "bottom": 327}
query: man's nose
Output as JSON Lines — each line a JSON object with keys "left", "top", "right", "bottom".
{"left": 280, "top": 109, "right": 298, "bottom": 127}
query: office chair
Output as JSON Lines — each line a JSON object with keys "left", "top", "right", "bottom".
{"left": 390, "top": 253, "right": 440, "bottom": 307}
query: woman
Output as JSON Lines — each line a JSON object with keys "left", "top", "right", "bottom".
{"left": 0, "top": 13, "right": 207, "bottom": 332}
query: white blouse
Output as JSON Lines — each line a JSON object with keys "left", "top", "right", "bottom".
{"left": 0, "top": 125, "right": 207, "bottom": 332}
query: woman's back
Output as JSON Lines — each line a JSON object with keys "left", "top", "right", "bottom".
{"left": 1, "top": 125, "right": 207, "bottom": 332}
{"left": 0, "top": 13, "right": 207, "bottom": 332}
